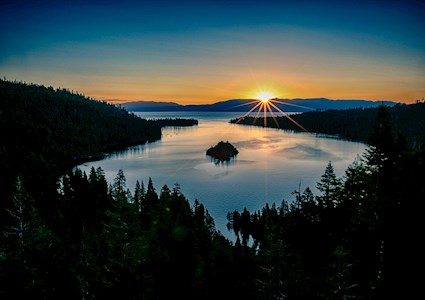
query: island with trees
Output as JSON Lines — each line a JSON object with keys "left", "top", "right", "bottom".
{"left": 206, "top": 140, "right": 239, "bottom": 162}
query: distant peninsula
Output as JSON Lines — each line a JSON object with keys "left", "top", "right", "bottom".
{"left": 206, "top": 141, "right": 239, "bottom": 162}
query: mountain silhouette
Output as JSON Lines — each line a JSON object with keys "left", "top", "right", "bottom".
{"left": 121, "top": 98, "right": 398, "bottom": 112}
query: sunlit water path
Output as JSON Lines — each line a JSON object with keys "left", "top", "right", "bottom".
{"left": 78, "top": 112, "right": 367, "bottom": 241}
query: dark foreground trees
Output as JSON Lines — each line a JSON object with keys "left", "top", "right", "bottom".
{"left": 226, "top": 105, "right": 424, "bottom": 298}
{"left": 1, "top": 97, "right": 423, "bottom": 299}
{"left": 0, "top": 167, "right": 242, "bottom": 299}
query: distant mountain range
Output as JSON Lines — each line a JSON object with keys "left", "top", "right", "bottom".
{"left": 121, "top": 98, "right": 399, "bottom": 112}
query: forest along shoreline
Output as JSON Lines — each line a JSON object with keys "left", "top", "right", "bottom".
{"left": 74, "top": 118, "right": 199, "bottom": 165}
{"left": 230, "top": 102, "right": 425, "bottom": 148}
{"left": 1, "top": 79, "right": 424, "bottom": 298}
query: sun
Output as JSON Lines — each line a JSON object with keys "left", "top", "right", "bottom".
{"left": 231, "top": 90, "right": 313, "bottom": 132}
{"left": 255, "top": 91, "right": 274, "bottom": 103}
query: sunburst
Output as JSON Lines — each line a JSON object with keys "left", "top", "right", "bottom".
{"left": 232, "top": 95, "right": 313, "bottom": 132}
{"left": 255, "top": 92, "right": 274, "bottom": 103}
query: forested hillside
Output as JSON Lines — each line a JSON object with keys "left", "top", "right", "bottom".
{"left": 231, "top": 103, "right": 425, "bottom": 148}
{"left": 0, "top": 79, "right": 196, "bottom": 226}
{"left": 1, "top": 80, "right": 423, "bottom": 298}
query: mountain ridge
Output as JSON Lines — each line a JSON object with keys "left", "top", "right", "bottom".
{"left": 121, "top": 98, "right": 399, "bottom": 112}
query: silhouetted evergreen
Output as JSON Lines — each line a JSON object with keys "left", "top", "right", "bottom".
{"left": 225, "top": 105, "right": 424, "bottom": 298}
{"left": 1, "top": 166, "right": 244, "bottom": 298}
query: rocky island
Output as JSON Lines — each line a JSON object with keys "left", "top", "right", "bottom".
{"left": 206, "top": 141, "right": 239, "bottom": 162}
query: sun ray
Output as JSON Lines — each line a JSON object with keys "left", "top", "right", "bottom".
{"left": 234, "top": 101, "right": 263, "bottom": 124}
{"left": 272, "top": 99, "right": 315, "bottom": 111}
{"left": 268, "top": 101, "right": 308, "bottom": 132}
{"left": 230, "top": 100, "right": 259, "bottom": 110}
{"left": 266, "top": 103, "right": 281, "bottom": 129}
{"left": 233, "top": 91, "right": 310, "bottom": 132}
{"left": 252, "top": 103, "right": 263, "bottom": 124}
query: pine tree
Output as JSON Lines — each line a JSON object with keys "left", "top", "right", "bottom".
{"left": 133, "top": 180, "right": 143, "bottom": 212}
{"left": 0, "top": 176, "right": 56, "bottom": 298}
{"left": 364, "top": 105, "right": 394, "bottom": 172}
{"left": 226, "top": 210, "right": 241, "bottom": 238}
{"left": 145, "top": 177, "right": 158, "bottom": 212}
{"left": 316, "top": 161, "right": 342, "bottom": 209}
{"left": 112, "top": 169, "right": 127, "bottom": 203}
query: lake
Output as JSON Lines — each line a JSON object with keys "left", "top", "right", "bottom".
{"left": 77, "top": 111, "right": 367, "bottom": 241}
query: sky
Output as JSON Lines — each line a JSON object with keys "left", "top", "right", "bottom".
{"left": 1, "top": 0, "right": 424, "bottom": 104}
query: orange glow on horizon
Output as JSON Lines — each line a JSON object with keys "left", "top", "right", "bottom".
{"left": 81, "top": 78, "right": 420, "bottom": 105}
{"left": 47, "top": 66, "right": 422, "bottom": 105}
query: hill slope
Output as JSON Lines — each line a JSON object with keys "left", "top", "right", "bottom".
{"left": 0, "top": 79, "right": 195, "bottom": 203}
{"left": 0, "top": 79, "right": 161, "bottom": 164}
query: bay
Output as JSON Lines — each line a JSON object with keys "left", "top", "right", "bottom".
{"left": 77, "top": 111, "right": 367, "bottom": 241}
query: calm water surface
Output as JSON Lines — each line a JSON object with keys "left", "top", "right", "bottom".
{"left": 78, "top": 112, "right": 367, "bottom": 240}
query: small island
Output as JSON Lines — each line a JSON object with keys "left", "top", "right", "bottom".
{"left": 206, "top": 141, "right": 239, "bottom": 162}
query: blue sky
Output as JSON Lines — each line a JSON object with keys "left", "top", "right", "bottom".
{"left": 1, "top": 0, "right": 424, "bottom": 103}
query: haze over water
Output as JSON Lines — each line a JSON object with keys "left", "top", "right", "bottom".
{"left": 78, "top": 112, "right": 366, "bottom": 241}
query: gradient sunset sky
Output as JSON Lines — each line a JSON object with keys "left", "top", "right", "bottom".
{"left": 1, "top": 0, "right": 424, "bottom": 104}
